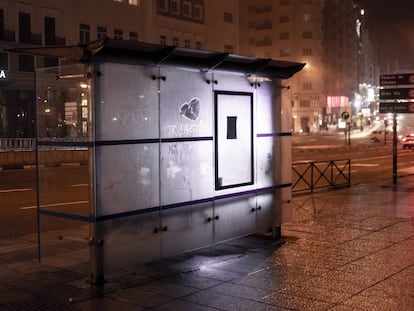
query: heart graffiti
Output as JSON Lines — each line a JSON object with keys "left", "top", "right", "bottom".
{"left": 180, "top": 97, "right": 200, "bottom": 121}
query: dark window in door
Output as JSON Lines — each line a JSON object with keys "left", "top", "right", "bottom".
{"left": 19, "top": 12, "right": 31, "bottom": 43}
{"left": 44, "top": 17, "right": 56, "bottom": 45}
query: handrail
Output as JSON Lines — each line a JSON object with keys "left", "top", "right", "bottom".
{"left": 292, "top": 159, "right": 351, "bottom": 194}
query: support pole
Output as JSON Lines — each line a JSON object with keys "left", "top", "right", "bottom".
{"left": 392, "top": 112, "right": 398, "bottom": 184}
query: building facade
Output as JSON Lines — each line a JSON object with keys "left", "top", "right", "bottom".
{"left": 239, "top": 0, "right": 325, "bottom": 134}
{"left": 0, "top": 0, "right": 240, "bottom": 138}
{"left": 0, "top": 0, "right": 378, "bottom": 137}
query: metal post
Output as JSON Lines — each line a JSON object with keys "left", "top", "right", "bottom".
{"left": 392, "top": 113, "right": 398, "bottom": 184}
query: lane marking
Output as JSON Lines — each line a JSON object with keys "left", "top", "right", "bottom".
{"left": 352, "top": 163, "right": 380, "bottom": 167}
{"left": 70, "top": 184, "right": 88, "bottom": 187}
{"left": 0, "top": 188, "right": 32, "bottom": 193}
{"left": 20, "top": 200, "right": 89, "bottom": 210}
{"left": 248, "top": 267, "right": 270, "bottom": 276}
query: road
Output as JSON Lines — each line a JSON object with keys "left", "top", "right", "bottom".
{"left": 293, "top": 134, "right": 414, "bottom": 184}
{"left": 0, "top": 166, "right": 89, "bottom": 237}
{"left": 1, "top": 134, "right": 413, "bottom": 238}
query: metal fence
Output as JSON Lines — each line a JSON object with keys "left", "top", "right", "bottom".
{"left": 0, "top": 138, "right": 35, "bottom": 151}
{"left": 292, "top": 159, "right": 351, "bottom": 194}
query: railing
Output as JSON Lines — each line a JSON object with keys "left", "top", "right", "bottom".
{"left": 0, "top": 138, "right": 35, "bottom": 151}
{"left": 292, "top": 159, "right": 351, "bottom": 194}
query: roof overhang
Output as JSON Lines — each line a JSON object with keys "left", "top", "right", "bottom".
{"left": 7, "top": 38, "right": 305, "bottom": 79}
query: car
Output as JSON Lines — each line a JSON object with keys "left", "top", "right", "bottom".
{"left": 402, "top": 134, "right": 414, "bottom": 149}
{"left": 369, "top": 130, "right": 391, "bottom": 142}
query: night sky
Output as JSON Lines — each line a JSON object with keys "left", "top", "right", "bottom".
{"left": 360, "top": 0, "right": 414, "bottom": 71}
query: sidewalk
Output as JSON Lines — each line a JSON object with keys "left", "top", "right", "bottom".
{"left": 1, "top": 176, "right": 414, "bottom": 310}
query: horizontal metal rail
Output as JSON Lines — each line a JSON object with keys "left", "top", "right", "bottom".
{"left": 292, "top": 159, "right": 351, "bottom": 194}
{"left": 0, "top": 138, "right": 35, "bottom": 151}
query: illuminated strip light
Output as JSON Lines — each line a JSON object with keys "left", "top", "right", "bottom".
{"left": 55, "top": 73, "right": 87, "bottom": 80}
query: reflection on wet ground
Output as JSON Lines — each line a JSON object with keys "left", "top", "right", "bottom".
{"left": 1, "top": 176, "right": 414, "bottom": 310}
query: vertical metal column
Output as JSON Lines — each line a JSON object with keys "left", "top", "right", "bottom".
{"left": 392, "top": 112, "right": 398, "bottom": 184}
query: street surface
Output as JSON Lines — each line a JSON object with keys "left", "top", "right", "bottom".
{"left": 293, "top": 133, "right": 414, "bottom": 184}
{"left": 1, "top": 131, "right": 413, "bottom": 238}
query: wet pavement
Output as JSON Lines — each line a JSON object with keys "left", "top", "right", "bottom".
{"left": 1, "top": 175, "right": 414, "bottom": 310}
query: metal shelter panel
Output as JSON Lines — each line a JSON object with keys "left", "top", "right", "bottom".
{"left": 94, "top": 62, "right": 160, "bottom": 141}
{"left": 29, "top": 39, "right": 305, "bottom": 283}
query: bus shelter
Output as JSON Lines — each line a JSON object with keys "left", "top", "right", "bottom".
{"left": 17, "top": 39, "right": 304, "bottom": 283}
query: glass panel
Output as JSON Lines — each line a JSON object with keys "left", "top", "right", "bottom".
{"left": 36, "top": 64, "right": 92, "bottom": 220}
{"left": 95, "top": 143, "right": 159, "bottom": 217}
{"left": 273, "top": 136, "right": 292, "bottom": 185}
{"left": 160, "top": 68, "right": 213, "bottom": 138}
{"left": 37, "top": 149, "right": 90, "bottom": 217}
{"left": 36, "top": 64, "right": 92, "bottom": 141}
{"left": 160, "top": 141, "right": 213, "bottom": 206}
{"left": 215, "top": 91, "right": 253, "bottom": 189}
{"left": 94, "top": 62, "right": 159, "bottom": 141}
{"left": 256, "top": 81, "right": 275, "bottom": 134}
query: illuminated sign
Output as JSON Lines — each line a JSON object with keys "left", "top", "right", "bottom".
{"left": 0, "top": 70, "right": 6, "bottom": 79}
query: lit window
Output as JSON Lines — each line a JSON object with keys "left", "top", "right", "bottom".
{"left": 128, "top": 0, "right": 140, "bottom": 5}
{"left": 303, "top": 13, "right": 311, "bottom": 22}
{"left": 113, "top": 0, "right": 123, "bottom": 2}
{"left": 280, "top": 48, "right": 290, "bottom": 57}
{"left": 303, "top": 82, "right": 312, "bottom": 90}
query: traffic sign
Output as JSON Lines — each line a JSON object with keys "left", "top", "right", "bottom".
{"left": 379, "top": 102, "right": 414, "bottom": 113}
{"left": 380, "top": 73, "right": 414, "bottom": 86}
{"left": 379, "top": 88, "right": 414, "bottom": 100}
